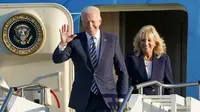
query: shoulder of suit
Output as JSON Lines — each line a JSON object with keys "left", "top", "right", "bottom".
{"left": 126, "top": 52, "right": 139, "bottom": 58}
{"left": 72, "top": 32, "right": 84, "bottom": 40}
{"left": 156, "top": 54, "right": 169, "bottom": 60}
{"left": 102, "top": 32, "right": 117, "bottom": 38}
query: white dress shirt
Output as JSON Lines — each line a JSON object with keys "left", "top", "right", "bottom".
{"left": 144, "top": 60, "right": 152, "bottom": 80}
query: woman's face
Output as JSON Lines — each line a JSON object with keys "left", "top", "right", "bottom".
{"left": 140, "top": 32, "right": 156, "bottom": 55}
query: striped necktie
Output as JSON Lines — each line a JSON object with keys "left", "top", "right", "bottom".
{"left": 90, "top": 36, "right": 99, "bottom": 95}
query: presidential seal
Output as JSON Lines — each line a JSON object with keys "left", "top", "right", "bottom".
{"left": 2, "top": 13, "right": 44, "bottom": 56}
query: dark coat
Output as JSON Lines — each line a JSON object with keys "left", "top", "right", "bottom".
{"left": 52, "top": 31, "right": 129, "bottom": 110}
{"left": 125, "top": 52, "right": 174, "bottom": 95}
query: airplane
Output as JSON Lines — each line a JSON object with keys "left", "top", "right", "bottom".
{"left": 0, "top": 0, "right": 199, "bottom": 112}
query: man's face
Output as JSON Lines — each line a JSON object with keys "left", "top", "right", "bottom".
{"left": 81, "top": 12, "right": 102, "bottom": 36}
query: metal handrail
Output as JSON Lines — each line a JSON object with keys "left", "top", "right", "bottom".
{"left": 15, "top": 83, "right": 45, "bottom": 89}
{"left": 14, "top": 83, "right": 46, "bottom": 105}
{"left": 118, "top": 80, "right": 200, "bottom": 112}
{"left": 118, "top": 86, "right": 134, "bottom": 112}
{"left": 136, "top": 80, "right": 200, "bottom": 99}
{"left": 0, "top": 87, "right": 14, "bottom": 112}
{"left": 136, "top": 80, "right": 199, "bottom": 89}
{"left": 0, "top": 83, "right": 46, "bottom": 112}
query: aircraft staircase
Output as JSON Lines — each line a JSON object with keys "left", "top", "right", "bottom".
{"left": 1, "top": 79, "right": 200, "bottom": 112}
{"left": 119, "top": 81, "right": 200, "bottom": 112}
{"left": 0, "top": 83, "right": 49, "bottom": 112}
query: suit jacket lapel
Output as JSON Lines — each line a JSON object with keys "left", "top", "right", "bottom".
{"left": 151, "top": 54, "right": 159, "bottom": 80}
{"left": 98, "top": 31, "right": 107, "bottom": 64}
{"left": 80, "top": 33, "right": 93, "bottom": 71}
{"left": 138, "top": 55, "right": 148, "bottom": 81}
{"left": 80, "top": 33, "right": 89, "bottom": 57}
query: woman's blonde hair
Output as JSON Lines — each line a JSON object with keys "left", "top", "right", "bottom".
{"left": 133, "top": 25, "right": 166, "bottom": 57}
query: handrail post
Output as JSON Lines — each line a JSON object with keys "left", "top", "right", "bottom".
{"left": 0, "top": 88, "right": 14, "bottom": 112}
{"left": 41, "top": 87, "right": 45, "bottom": 105}
{"left": 118, "top": 86, "right": 134, "bottom": 112}
{"left": 139, "top": 87, "right": 143, "bottom": 94}
{"left": 198, "top": 85, "right": 200, "bottom": 100}
{"left": 21, "top": 88, "right": 24, "bottom": 97}
{"left": 198, "top": 80, "right": 200, "bottom": 100}
{"left": 159, "top": 86, "right": 162, "bottom": 95}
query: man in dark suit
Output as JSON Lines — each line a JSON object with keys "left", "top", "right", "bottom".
{"left": 52, "top": 6, "right": 129, "bottom": 112}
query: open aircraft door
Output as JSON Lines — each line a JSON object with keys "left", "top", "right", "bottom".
{"left": 0, "top": 3, "right": 74, "bottom": 112}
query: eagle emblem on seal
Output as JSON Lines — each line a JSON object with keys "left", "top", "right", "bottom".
{"left": 14, "top": 24, "right": 33, "bottom": 45}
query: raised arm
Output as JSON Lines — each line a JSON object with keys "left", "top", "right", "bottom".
{"left": 52, "top": 24, "right": 77, "bottom": 63}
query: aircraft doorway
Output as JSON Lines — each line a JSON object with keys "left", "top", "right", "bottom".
{"left": 121, "top": 10, "right": 187, "bottom": 96}
{"left": 80, "top": 4, "right": 188, "bottom": 97}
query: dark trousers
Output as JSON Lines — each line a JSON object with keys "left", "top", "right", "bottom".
{"left": 76, "top": 92, "right": 115, "bottom": 112}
